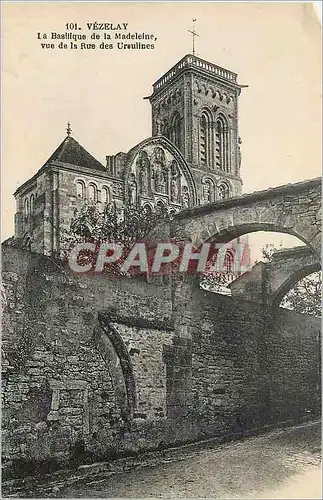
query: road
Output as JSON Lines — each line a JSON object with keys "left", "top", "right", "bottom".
{"left": 4, "top": 421, "right": 321, "bottom": 498}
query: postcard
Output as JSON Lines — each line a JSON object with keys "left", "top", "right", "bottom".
{"left": 1, "top": 2, "right": 321, "bottom": 498}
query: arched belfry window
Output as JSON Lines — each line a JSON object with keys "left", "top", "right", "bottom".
{"left": 202, "top": 178, "right": 215, "bottom": 204}
{"left": 170, "top": 112, "right": 181, "bottom": 150}
{"left": 200, "top": 111, "right": 213, "bottom": 167}
{"left": 215, "top": 115, "right": 230, "bottom": 172}
{"left": 218, "top": 182, "right": 230, "bottom": 200}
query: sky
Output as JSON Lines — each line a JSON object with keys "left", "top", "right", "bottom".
{"left": 1, "top": 2, "right": 321, "bottom": 256}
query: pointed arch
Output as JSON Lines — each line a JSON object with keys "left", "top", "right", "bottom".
{"left": 71, "top": 219, "right": 93, "bottom": 238}
{"left": 215, "top": 114, "right": 230, "bottom": 172}
{"left": 22, "top": 232, "right": 32, "bottom": 250}
{"left": 223, "top": 247, "right": 235, "bottom": 273}
{"left": 143, "top": 203, "right": 153, "bottom": 215}
{"left": 200, "top": 108, "right": 213, "bottom": 168}
{"left": 170, "top": 112, "right": 182, "bottom": 151}
{"left": 155, "top": 199, "right": 167, "bottom": 215}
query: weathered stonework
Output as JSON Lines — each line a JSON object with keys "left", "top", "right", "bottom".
{"left": 3, "top": 51, "right": 321, "bottom": 480}
{"left": 167, "top": 177, "right": 321, "bottom": 255}
{"left": 230, "top": 246, "right": 320, "bottom": 306}
{"left": 2, "top": 241, "right": 321, "bottom": 477}
{"left": 12, "top": 53, "right": 244, "bottom": 257}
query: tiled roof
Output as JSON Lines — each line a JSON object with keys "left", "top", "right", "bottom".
{"left": 44, "top": 136, "right": 106, "bottom": 172}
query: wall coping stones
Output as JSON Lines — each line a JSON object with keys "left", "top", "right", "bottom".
{"left": 172, "top": 177, "right": 321, "bottom": 221}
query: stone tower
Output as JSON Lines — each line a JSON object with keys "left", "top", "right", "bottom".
{"left": 149, "top": 54, "right": 245, "bottom": 204}
{"left": 11, "top": 54, "right": 247, "bottom": 256}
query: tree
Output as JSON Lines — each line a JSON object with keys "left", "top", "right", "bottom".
{"left": 70, "top": 202, "right": 170, "bottom": 246}
{"left": 261, "top": 244, "right": 321, "bottom": 317}
{"left": 64, "top": 201, "right": 172, "bottom": 275}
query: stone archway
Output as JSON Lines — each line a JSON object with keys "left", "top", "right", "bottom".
{"left": 148, "top": 177, "right": 321, "bottom": 337}
{"left": 168, "top": 178, "right": 321, "bottom": 256}
{"left": 267, "top": 247, "right": 321, "bottom": 309}
{"left": 229, "top": 245, "right": 321, "bottom": 309}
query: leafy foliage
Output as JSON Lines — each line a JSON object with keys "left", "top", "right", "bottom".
{"left": 61, "top": 201, "right": 171, "bottom": 275}
{"left": 69, "top": 202, "right": 170, "bottom": 246}
{"left": 281, "top": 275, "right": 321, "bottom": 316}
{"left": 259, "top": 243, "right": 282, "bottom": 262}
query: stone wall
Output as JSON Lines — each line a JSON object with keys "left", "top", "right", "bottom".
{"left": 2, "top": 246, "right": 174, "bottom": 475}
{"left": 263, "top": 308, "right": 321, "bottom": 422}
{"left": 2, "top": 246, "right": 320, "bottom": 477}
{"left": 172, "top": 278, "right": 320, "bottom": 436}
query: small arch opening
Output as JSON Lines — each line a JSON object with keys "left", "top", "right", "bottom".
{"left": 202, "top": 178, "right": 215, "bottom": 204}
{"left": 24, "top": 198, "right": 29, "bottom": 219}
{"left": 88, "top": 184, "right": 97, "bottom": 203}
{"left": 76, "top": 181, "right": 85, "bottom": 200}
{"left": 155, "top": 199, "right": 167, "bottom": 216}
{"left": 218, "top": 182, "right": 231, "bottom": 200}
{"left": 101, "top": 187, "right": 110, "bottom": 205}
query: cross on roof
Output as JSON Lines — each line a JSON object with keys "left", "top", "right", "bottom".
{"left": 66, "top": 122, "right": 72, "bottom": 137}
{"left": 188, "top": 19, "right": 200, "bottom": 56}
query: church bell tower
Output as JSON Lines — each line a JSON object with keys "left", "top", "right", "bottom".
{"left": 148, "top": 53, "right": 246, "bottom": 203}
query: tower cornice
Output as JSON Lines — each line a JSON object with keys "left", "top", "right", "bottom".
{"left": 150, "top": 54, "right": 245, "bottom": 101}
